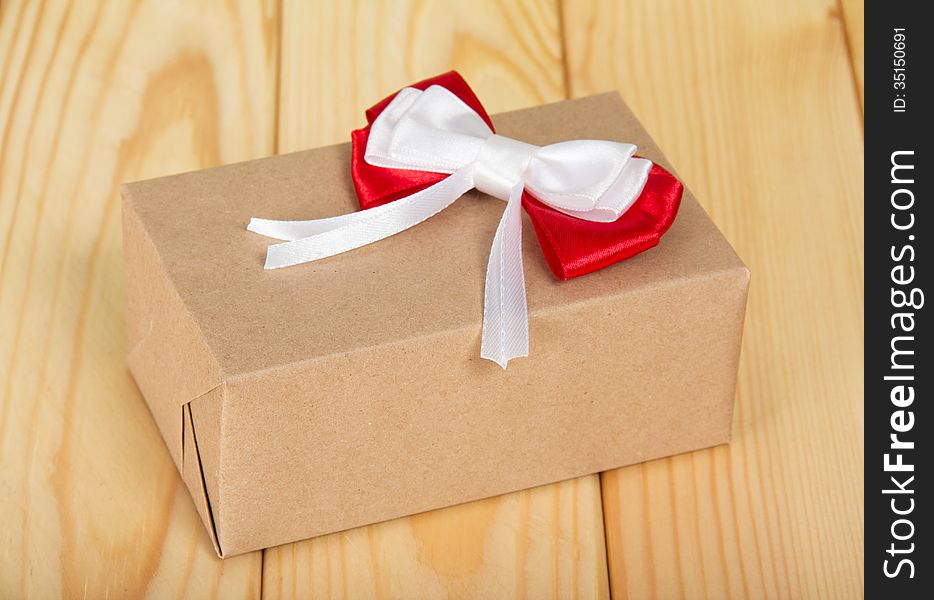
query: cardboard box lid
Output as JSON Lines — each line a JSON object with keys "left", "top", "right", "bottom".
{"left": 122, "top": 92, "right": 746, "bottom": 403}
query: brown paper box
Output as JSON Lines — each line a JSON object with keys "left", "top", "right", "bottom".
{"left": 122, "top": 92, "right": 749, "bottom": 558}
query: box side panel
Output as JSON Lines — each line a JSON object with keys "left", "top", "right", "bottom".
{"left": 122, "top": 189, "right": 224, "bottom": 468}
{"left": 214, "top": 266, "right": 750, "bottom": 556}
{"left": 721, "top": 266, "right": 751, "bottom": 440}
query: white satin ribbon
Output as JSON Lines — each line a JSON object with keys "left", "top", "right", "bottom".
{"left": 248, "top": 84, "right": 653, "bottom": 368}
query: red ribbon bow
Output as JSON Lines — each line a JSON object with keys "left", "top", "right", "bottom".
{"left": 351, "top": 71, "right": 683, "bottom": 280}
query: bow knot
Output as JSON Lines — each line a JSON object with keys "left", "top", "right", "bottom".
{"left": 474, "top": 135, "right": 536, "bottom": 200}
{"left": 248, "top": 72, "right": 682, "bottom": 368}
{"left": 362, "top": 84, "right": 652, "bottom": 220}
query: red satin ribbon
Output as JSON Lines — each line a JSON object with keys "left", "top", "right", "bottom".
{"left": 351, "top": 71, "right": 683, "bottom": 281}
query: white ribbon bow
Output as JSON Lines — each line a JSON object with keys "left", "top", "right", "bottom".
{"left": 248, "top": 85, "right": 653, "bottom": 368}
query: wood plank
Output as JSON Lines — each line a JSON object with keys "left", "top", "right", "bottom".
{"left": 839, "top": 0, "right": 864, "bottom": 110}
{"left": 276, "top": 0, "right": 566, "bottom": 150}
{"left": 563, "top": 0, "right": 864, "bottom": 597}
{"left": 266, "top": 1, "right": 608, "bottom": 598}
{"left": 0, "top": 0, "right": 275, "bottom": 596}
{"left": 263, "top": 479, "right": 609, "bottom": 599}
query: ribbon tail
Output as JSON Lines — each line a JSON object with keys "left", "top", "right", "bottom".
{"left": 480, "top": 183, "right": 529, "bottom": 368}
{"left": 250, "top": 166, "right": 475, "bottom": 269}
{"left": 248, "top": 211, "right": 373, "bottom": 241}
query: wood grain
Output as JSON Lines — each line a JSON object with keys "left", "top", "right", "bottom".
{"left": 263, "top": 478, "right": 609, "bottom": 599}
{"left": 276, "top": 0, "right": 566, "bottom": 151}
{"left": 839, "top": 0, "right": 864, "bottom": 110}
{"left": 563, "top": 0, "right": 864, "bottom": 597}
{"left": 265, "top": 1, "right": 609, "bottom": 598}
{"left": 0, "top": 0, "right": 275, "bottom": 596}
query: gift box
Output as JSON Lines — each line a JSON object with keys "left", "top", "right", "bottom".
{"left": 122, "top": 79, "right": 749, "bottom": 557}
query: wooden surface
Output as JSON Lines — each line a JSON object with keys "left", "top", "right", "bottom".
{"left": 840, "top": 0, "right": 865, "bottom": 111}
{"left": 0, "top": 0, "right": 863, "bottom": 598}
